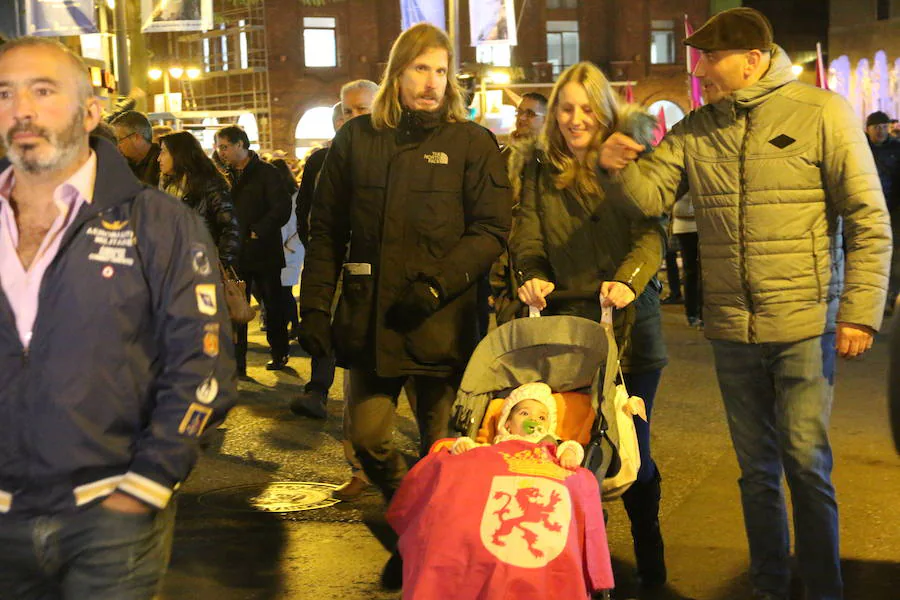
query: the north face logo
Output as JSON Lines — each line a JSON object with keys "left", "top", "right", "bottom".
{"left": 768, "top": 134, "right": 796, "bottom": 149}
{"left": 424, "top": 151, "right": 449, "bottom": 165}
{"left": 479, "top": 476, "right": 572, "bottom": 567}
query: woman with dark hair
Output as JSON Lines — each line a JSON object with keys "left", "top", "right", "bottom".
{"left": 270, "top": 158, "right": 303, "bottom": 337}
{"left": 158, "top": 131, "right": 240, "bottom": 269}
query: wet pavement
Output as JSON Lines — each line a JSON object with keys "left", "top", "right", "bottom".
{"left": 161, "top": 305, "right": 900, "bottom": 600}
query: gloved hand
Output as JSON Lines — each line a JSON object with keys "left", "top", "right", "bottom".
{"left": 297, "top": 309, "right": 333, "bottom": 358}
{"left": 385, "top": 279, "right": 442, "bottom": 332}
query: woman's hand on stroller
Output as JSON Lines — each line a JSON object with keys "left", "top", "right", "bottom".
{"left": 599, "top": 281, "right": 636, "bottom": 309}
{"left": 451, "top": 437, "right": 478, "bottom": 455}
{"left": 518, "top": 279, "right": 556, "bottom": 311}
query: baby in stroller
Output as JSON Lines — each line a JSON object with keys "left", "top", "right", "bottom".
{"left": 387, "top": 380, "right": 612, "bottom": 600}
{"left": 449, "top": 381, "right": 585, "bottom": 470}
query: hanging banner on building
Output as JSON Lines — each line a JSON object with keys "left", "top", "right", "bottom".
{"left": 141, "top": 0, "right": 213, "bottom": 33}
{"left": 470, "top": 0, "right": 517, "bottom": 47}
{"left": 400, "top": 0, "right": 446, "bottom": 31}
{"left": 26, "top": 0, "right": 98, "bottom": 37}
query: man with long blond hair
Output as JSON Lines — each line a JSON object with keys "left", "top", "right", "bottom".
{"left": 297, "top": 22, "right": 511, "bottom": 588}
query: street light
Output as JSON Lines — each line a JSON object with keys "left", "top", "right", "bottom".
{"left": 148, "top": 65, "right": 200, "bottom": 113}
{"left": 791, "top": 64, "right": 804, "bottom": 77}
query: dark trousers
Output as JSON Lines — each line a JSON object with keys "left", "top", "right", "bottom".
{"left": 675, "top": 232, "right": 702, "bottom": 320}
{"left": 282, "top": 286, "right": 299, "bottom": 330}
{"left": 346, "top": 369, "right": 457, "bottom": 500}
{"left": 307, "top": 355, "right": 337, "bottom": 394}
{"left": 0, "top": 503, "right": 175, "bottom": 600}
{"left": 664, "top": 245, "right": 681, "bottom": 298}
{"left": 235, "top": 269, "right": 289, "bottom": 369}
{"left": 889, "top": 215, "right": 900, "bottom": 307}
{"left": 623, "top": 369, "right": 663, "bottom": 484}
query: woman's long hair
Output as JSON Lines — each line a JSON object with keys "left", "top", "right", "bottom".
{"left": 541, "top": 61, "right": 621, "bottom": 195}
{"left": 160, "top": 131, "right": 229, "bottom": 197}
{"left": 371, "top": 23, "right": 469, "bottom": 130}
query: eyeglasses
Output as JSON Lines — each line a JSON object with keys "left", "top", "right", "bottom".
{"left": 515, "top": 109, "right": 545, "bottom": 119}
{"left": 116, "top": 132, "right": 136, "bottom": 145}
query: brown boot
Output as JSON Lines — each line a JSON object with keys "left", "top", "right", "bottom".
{"left": 332, "top": 476, "right": 371, "bottom": 501}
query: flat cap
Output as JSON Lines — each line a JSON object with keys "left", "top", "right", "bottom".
{"left": 866, "top": 111, "right": 892, "bottom": 127}
{"left": 684, "top": 7, "right": 774, "bottom": 52}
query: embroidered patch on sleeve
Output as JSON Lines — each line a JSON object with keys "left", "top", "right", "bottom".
{"left": 178, "top": 402, "right": 214, "bottom": 437}
{"left": 195, "top": 284, "right": 217, "bottom": 315}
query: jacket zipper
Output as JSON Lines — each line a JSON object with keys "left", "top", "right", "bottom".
{"left": 738, "top": 111, "right": 755, "bottom": 342}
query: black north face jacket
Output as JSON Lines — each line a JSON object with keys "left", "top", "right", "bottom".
{"left": 0, "top": 138, "right": 237, "bottom": 517}
{"left": 300, "top": 110, "right": 512, "bottom": 377}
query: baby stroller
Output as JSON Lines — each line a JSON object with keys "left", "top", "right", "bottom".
{"left": 387, "top": 296, "right": 639, "bottom": 599}
{"left": 451, "top": 293, "right": 639, "bottom": 500}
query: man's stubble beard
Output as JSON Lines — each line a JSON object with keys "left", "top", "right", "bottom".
{"left": 2, "top": 107, "right": 87, "bottom": 175}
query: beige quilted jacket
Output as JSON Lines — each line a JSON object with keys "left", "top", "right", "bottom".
{"left": 602, "top": 45, "right": 892, "bottom": 343}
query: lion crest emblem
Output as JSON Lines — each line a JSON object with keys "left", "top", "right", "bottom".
{"left": 479, "top": 476, "right": 572, "bottom": 567}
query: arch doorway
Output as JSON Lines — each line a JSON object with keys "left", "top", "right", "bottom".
{"left": 294, "top": 106, "right": 336, "bottom": 159}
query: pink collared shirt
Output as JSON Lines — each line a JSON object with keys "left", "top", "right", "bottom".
{"left": 0, "top": 152, "right": 97, "bottom": 349}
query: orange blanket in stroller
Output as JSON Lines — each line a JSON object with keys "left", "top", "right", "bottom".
{"left": 386, "top": 439, "right": 614, "bottom": 600}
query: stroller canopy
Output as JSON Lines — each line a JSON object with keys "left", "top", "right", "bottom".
{"left": 452, "top": 316, "right": 618, "bottom": 438}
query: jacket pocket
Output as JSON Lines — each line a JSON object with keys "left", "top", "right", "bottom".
{"left": 405, "top": 301, "right": 467, "bottom": 366}
{"left": 332, "top": 269, "right": 375, "bottom": 363}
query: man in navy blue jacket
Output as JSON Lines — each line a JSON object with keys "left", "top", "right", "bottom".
{"left": 0, "top": 37, "right": 236, "bottom": 598}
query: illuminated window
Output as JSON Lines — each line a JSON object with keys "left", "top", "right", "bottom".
{"left": 304, "top": 17, "right": 337, "bottom": 68}
{"left": 203, "top": 38, "right": 210, "bottom": 72}
{"left": 546, "top": 21, "right": 578, "bottom": 77}
{"left": 477, "top": 44, "right": 511, "bottom": 67}
{"left": 239, "top": 19, "right": 249, "bottom": 69}
{"left": 650, "top": 20, "right": 675, "bottom": 65}
{"left": 220, "top": 23, "right": 229, "bottom": 71}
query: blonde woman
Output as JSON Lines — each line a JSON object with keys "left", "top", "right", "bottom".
{"left": 508, "top": 61, "right": 669, "bottom": 588}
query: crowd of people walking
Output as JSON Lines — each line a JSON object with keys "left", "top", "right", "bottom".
{"left": 0, "top": 6, "right": 895, "bottom": 599}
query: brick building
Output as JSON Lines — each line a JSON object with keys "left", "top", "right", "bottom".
{"left": 150, "top": 0, "right": 709, "bottom": 154}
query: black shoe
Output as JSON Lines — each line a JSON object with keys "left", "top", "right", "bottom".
{"left": 266, "top": 355, "right": 289, "bottom": 370}
{"left": 660, "top": 294, "right": 683, "bottom": 305}
{"left": 289, "top": 389, "right": 328, "bottom": 419}
{"left": 380, "top": 550, "right": 403, "bottom": 590}
{"left": 687, "top": 316, "right": 704, "bottom": 329}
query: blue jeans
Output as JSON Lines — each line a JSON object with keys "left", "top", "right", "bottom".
{"left": 0, "top": 501, "right": 175, "bottom": 599}
{"left": 711, "top": 334, "right": 841, "bottom": 600}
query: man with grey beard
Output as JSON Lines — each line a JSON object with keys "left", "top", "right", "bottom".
{"left": 0, "top": 37, "right": 236, "bottom": 598}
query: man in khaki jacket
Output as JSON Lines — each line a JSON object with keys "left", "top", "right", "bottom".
{"left": 598, "top": 8, "right": 890, "bottom": 600}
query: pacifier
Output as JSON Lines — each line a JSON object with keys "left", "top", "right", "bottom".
{"left": 522, "top": 419, "right": 544, "bottom": 435}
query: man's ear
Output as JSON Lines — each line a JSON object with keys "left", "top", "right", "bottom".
{"left": 83, "top": 97, "right": 103, "bottom": 133}
{"left": 744, "top": 49, "right": 765, "bottom": 77}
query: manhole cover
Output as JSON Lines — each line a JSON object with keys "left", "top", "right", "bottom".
{"left": 198, "top": 482, "right": 340, "bottom": 513}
